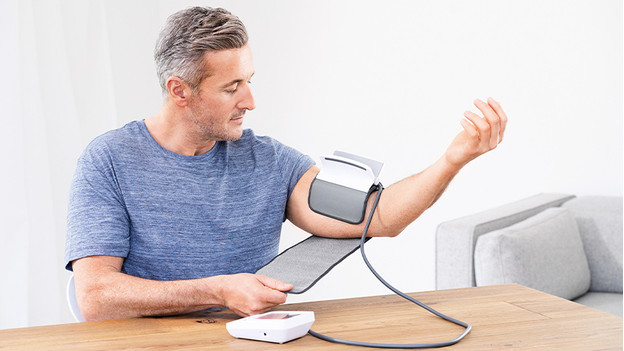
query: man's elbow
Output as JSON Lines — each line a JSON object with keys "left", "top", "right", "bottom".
{"left": 370, "top": 224, "right": 404, "bottom": 238}
{"left": 77, "top": 294, "right": 102, "bottom": 322}
{"left": 79, "top": 304, "right": 103, "bottom": 322}
{"left": 388, "top": 230, "right": 403, "bottom": 238}
{"left": 76, "top": 284, "right": 113, "bottom": 322}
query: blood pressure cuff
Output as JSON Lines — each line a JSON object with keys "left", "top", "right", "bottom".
{"left": 256, "top": 235, "right": 370, "bottom": 294}
{"left": 308, "top": 179, "right": 376, "bottom": 224}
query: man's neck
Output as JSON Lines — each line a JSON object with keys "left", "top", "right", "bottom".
{"left": 145, "top": 105, "right": 216, "bottom": 157}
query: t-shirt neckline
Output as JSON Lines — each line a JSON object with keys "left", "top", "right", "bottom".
{"left": 137, "top": 119, "right": 222, "bottom": 162}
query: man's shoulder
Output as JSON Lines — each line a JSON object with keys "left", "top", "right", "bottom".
{"left": 238, "top": 129, "right": 272, "bottom": 143}
{"left": 80, "top": 120, "right": 146, "bottom": 162}
{"left": 90, "top": 120, "right": 143, "bottom": 146}
{"left": 231, "top": 129, "right": 312, "bottom": 168}
{"left": 233, "top": 129, "right": 283, "bottom": 150}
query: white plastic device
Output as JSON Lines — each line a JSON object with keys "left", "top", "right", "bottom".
{"left": 226, "top": 311, "right": 315, "bottom": 344}
{"left": 316, "top": 151, "right": 384, "bottom": 193}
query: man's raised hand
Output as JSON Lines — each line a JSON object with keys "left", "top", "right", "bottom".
{"left": 444, "top": 97, "right": 508, "bottom": 167}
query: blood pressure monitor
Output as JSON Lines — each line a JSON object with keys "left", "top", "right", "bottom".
{"left": 226, "top": 311, "right": 315, "bottom": 344}
{"left": 226, "top": 151, "right": 471, "bottom": 348}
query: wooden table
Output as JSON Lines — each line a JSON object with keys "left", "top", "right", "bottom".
{"left": 0, "top": 284, "right": 621, "bottom": 350}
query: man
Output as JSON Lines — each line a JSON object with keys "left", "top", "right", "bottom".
{"left": 65, "top": 6, "right": 507, "bottom": 322}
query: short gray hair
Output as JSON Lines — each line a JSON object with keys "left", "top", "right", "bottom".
{"left": 154, "top": 7, "right": 248, "bottom": 94}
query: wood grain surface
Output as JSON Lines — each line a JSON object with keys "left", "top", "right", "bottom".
{"left": 0, "top": 284, "right": 621, "bottom": 350}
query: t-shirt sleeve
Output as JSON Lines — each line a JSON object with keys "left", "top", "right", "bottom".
{"left": 274, "top": 141, "right": 316, "bottom": 199}
{"left": 64, "top": 143, "right": 131, "bottom": 271}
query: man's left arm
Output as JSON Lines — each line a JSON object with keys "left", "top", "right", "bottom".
{"left": 286, "top": 97, "right": 508, "bottom": 238}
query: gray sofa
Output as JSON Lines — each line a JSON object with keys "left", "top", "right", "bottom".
{"left": 436, "top": 193, "right": 622, "bottom": 317}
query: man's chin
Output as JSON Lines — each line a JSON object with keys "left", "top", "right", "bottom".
{"left": 223, "top": 127, "right": 244, "bottom": 141}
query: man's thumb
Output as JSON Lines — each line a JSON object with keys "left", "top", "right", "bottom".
{"left": 256, "top": 274, "right": 293, "bottom": 292}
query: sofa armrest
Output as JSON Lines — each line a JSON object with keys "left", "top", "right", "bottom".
{"left": 563, "top": 196, "right": 623, "bottom": 293}
{"left": 435, "top": 193, "right": 575, "bottom": 290}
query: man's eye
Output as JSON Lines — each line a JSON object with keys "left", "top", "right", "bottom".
{"left": 225, "top": 89, "right": 237, "bottom": 94}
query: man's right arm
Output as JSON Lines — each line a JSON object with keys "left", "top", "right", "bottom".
{"left": 72, "top": 256, "right": 292, "bottom": 321}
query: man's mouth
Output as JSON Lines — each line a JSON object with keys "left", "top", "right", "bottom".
{"left": 231, "top": 111, "right": 245, "bottom": 120}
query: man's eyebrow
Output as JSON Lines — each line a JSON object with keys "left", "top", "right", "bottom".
{"left": 220, "top": 72, "right": 255, "bottom": 89}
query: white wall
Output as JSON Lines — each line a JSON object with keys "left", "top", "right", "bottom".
{"left": 1, "top": 0, "right": 621, "bottom": 327}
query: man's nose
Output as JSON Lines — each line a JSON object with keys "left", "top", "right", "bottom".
{"left": 238, "top": 84, "right": 256, "bottom": 111}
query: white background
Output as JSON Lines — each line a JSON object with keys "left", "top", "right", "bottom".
{"left": 1, "top": 0, "right": 621, "bottom": 328}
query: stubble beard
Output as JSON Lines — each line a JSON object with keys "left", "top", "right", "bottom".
{"left": 188, "top": 99, "right": 244, "bottom": 142}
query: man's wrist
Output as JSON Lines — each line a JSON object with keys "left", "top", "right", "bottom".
{"left": 200, "top": 275, "right": 226, "bottom": 307}
{"left": 437, "top": 154, "right": 464, "bottom": 180}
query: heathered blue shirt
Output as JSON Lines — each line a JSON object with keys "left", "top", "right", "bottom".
{"left": 64, "top": 120, "right": 315, "bottom": 281}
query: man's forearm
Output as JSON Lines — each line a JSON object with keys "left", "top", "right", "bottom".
{"left": 72, "top": 255, "right": 292, "bottom": 321}
{"left": 368, "top": 155, "right": 462, "bottom": 236}
{"left": 75, "top": 267, "right": 222, "bottom": 321}
{"left": 365, "top": 98, "right": 507, "bottom": 237}
{"left": 286, "top": 98, "right": 507, "bottom": 240}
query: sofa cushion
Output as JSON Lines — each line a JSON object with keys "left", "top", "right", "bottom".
{"left": 474, "top": 207, "right": 591, "bottom": 300}
{"left": 562, "top": 196, "right": 623, "bottom": 293}
{"left": 573, "top": 292, "right": 623, "bottom": 317}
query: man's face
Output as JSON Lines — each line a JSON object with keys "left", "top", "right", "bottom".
{"left": 186, "top": 44, "right": 255, "bottom": 142}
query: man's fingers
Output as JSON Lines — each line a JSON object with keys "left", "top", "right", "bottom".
{"left": 459, "top": 118, "right": 479, "bottom": 138}
{"left": 220, "top": 274, "right": 291, "bottom": 317}
{"left": 487, "top": 97, "right": 508, "bottom": 142}
{"left": 463, "top": 110, "right": 490, "bottom": 142}
{"left": 264, "top": 290, "right": 288, "bottom": 305}
{"left": 445, "top": 97, "right": 509, "bottom": 167}
{"left": 473, "top": 98, "right": 500, "bottom": 148}
{"left": 255, "top": 274, "right": 293, "bottom": 292}
{"left": 254, "top": 275, "right": 291, "bottom": 305}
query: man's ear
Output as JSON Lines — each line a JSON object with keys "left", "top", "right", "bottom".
{"left": 166, "top": 77, "right": 190, "bottom": 106}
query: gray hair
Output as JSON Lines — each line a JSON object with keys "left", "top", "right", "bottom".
{"left": 154, "top": 7, "right": 248, "bottom": 95}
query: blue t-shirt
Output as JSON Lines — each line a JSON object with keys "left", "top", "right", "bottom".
{"left": 64, "top": 120, "right": 315, "bottom": 281}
